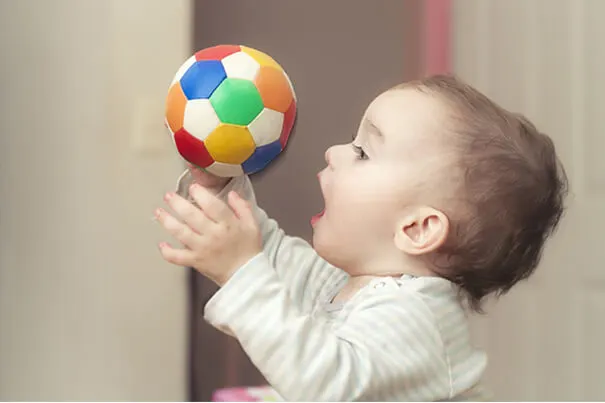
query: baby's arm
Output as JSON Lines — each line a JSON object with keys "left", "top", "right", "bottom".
{"left": 216, "top": 175, "right": 346, "bottom": 313}
{"left": 204, "top": 256, "right": 454, "bottom": 401}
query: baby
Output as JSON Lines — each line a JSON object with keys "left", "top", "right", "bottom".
{"left": 155, "top": 74, "right": 568, "bottom": 401}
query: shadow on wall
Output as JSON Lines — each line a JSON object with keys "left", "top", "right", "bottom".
{"left": 188, "top": 0, "right": 426, "bottom": 400}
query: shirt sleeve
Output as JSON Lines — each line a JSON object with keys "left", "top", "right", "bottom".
{"left": 216, "top": 175, "right": 346, "bottom": 314}
{"left": 204, "top": 253, "right": 452, "bottom": 402}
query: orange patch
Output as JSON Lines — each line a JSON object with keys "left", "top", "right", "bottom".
{"left": 165, "top": 82, "right": 187, "bottom": 133}
{"left": 254, "top": 66, "right": 294, "bottom": 113}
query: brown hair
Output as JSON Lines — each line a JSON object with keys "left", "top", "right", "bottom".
{"left": 399, "top": 75, "right": 569, "bottom": 312}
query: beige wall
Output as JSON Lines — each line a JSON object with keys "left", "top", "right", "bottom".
{"left": 0, "top": 0, "right": 191, "bottom": 400}
{"left": 453, "top": 0, "right": 605, "bottom": 400}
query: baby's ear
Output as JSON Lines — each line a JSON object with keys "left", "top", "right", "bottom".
{"left": 394, "top": 207, "right": 449, "bottom": 255}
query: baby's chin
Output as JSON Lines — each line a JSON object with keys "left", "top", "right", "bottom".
{"left": 311, "top": 230, "right": 349, "bottom": 270}
{"left": 311, "top": 228, "right": 328, "bottom": 256}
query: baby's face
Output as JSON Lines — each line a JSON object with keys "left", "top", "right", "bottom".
{"left": 312, "top": 88, "right": 455, "bottom": 275}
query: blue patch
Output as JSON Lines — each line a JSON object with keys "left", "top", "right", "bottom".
{"left": 179, "top": 60, "right": 227, "bottom": 100}
{"left": 242, "top": 140, "right": 282, "bottom": 174}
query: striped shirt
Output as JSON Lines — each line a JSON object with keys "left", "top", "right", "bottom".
{"left": 203, "top": 176, "right": 490, "bottom": 401}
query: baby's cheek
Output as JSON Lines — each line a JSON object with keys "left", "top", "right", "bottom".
{"left": 339, "top": 208, "right": 380, "bottom": 238}
{"left": 362, "top": 204, "right": 401, "bottom": 239}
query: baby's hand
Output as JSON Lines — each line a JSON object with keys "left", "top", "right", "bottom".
{"left": 155, "top": 184, "right": 262, "bottom": 286}
{"left": 186, "top": 163, "right": 229, "bottom": 190}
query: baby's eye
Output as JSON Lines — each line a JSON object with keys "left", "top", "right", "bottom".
{"left": 352, "top": 144, "right": 369, "bottom": 160}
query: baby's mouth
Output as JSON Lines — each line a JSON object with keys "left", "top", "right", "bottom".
{"left": 310, "top": 209, "right": 325, "bottom": 227}
{"left": 311, "top": 171, "right": 327, "bottom": 227}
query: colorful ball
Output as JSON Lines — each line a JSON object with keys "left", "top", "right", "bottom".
{"left": 165, "top": 45, "right": 297, "bottom": 177}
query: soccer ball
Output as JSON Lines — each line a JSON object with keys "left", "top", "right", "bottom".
{"left": 165, "top": 44, "right": 297, "bottom": 177}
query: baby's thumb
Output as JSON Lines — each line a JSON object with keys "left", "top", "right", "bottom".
{"left": 227, "top": 191, "right": 255, "bottom": 224}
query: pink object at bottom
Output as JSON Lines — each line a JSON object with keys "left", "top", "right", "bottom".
{"left": 212, "top": 386, "right": 281, "bottom": 402}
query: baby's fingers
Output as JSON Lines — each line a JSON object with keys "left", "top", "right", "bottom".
{"left": 188, "top": 184, "right": 234, "bottom": 224}
{"left": 155, "top": 208, "right": 202, "bottom": 249}
{"left": 158, "top": 242, "right": 196, "bottom": 267}
{"left": 163, "top": 191, "right": 212, "bottom": 233}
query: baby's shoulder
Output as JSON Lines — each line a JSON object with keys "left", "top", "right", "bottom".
{"left": 344, "top": 276, "right": 486, "bottom": 399}
{"left": 351, "top": 275, "right": 467, "bottom": 326}
{"left": 362, "top": 275, "right": 462, "bottom": 307}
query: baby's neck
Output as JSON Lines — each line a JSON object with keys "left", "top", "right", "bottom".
{"left": 332, "top": 265, "right": 437, "bottom": 304}
{"left": 332, "top": 274, "right": 395, "bottom": 303}
{"left": 330, "top": 254, "right": 438, "bottom": 303}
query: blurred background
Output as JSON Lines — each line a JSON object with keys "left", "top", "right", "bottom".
{"left": 0, "top": 0, "right": 603, "bottom": 401}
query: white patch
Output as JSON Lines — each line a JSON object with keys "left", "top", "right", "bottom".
{"left": 206, "top": 161, "right": 244, "bottom": 178}
{"left": 170, "top": 55, "right": 196, "bottom": 86}
{"left": 247, "top": 108, "right": 284, "bottom": 146}
{"left": 182, "top": 99, "right": 220, "bottom": 141}
{"left": 221, "top": 51, "right": 261, "bottom": 81}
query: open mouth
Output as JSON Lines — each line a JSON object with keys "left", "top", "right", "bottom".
{"left": 311, "top": 171, "right": 327, "bottom": 227}
{"left": 310, "top": 209, "right": 325, "bottom": 227}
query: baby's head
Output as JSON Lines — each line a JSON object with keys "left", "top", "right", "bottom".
{"left": 313, "top": 74, "right": 568, "bottom": 311}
